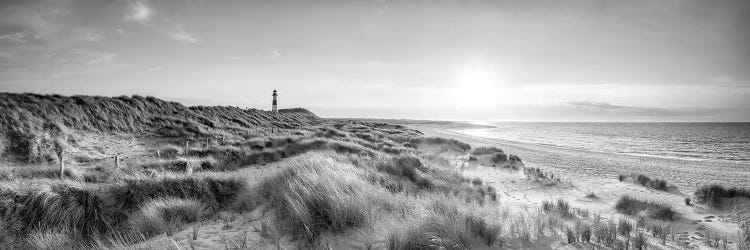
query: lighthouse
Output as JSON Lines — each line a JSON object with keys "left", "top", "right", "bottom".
{"left": 271, "top": 89, "right": 278, "bottom": 112}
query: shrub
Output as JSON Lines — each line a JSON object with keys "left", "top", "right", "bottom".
{"left": 615, "top": 196, "right": 676, "bottom": 221}
{"left": 129, "top": 197, "right": 205, "bottom": 237}
{"left": 694, "top": 184, "right": 750, "bottom": 208}
{"left": 585, "top": 192, "right": 597, "bottom": 199}
{"left": 685, "top": 197, "right": 692, "bottom": 206}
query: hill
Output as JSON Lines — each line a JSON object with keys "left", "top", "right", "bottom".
{"left": 0, "top": 93, "right": 321, "bottom": 162}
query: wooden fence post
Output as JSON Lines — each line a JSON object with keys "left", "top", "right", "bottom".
{"left": 115, "top": 155, "right": 120, "bottom": 169}
{"left": 184, "top": 141, "right": 190, "bottom": 156}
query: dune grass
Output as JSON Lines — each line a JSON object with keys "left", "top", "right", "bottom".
{"left": 0, "top": 93, "right": 321, "bottom": 162}
{"left": 471, "top": 146, "right": 504, "bottom": 156}
{"left": 694, "top": 184, "right": 750, "bottom": 208}
{"left": 618, "top": 173, "right": 668, "bottom": 191}
{"left": 615, "top": 196, "right": 676, "bottom": 221}
{"left": 128, "top": 197, "right": 206, "bottom": 237}
{"left": 236, "top": 152, "right": 405, "bottom": 243}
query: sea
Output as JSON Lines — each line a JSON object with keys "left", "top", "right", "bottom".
{"left": 456, "top": 122, "right": 750, "bottom": 164}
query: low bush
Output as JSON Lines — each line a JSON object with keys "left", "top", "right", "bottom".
{"left": 615, "top": 196, "right": 676, "bottom": 221}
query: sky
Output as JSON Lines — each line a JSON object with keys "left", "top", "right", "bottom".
{"left": 1, "top": 0, "right": 749, "bottom": 122}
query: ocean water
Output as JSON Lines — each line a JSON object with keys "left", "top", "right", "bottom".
{"left": 457, "top": 122, "right": 750, "bottom": 164}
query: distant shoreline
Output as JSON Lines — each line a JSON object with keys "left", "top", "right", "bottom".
{"left": 393, "top": 120, "right": 749, "bottom": 194}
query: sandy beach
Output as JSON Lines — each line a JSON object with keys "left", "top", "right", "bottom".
{"left": 395, "top": 121, "right": 750, "bottom": 248}
{"left": 407, "top": 122, "right": 750, "bottom": 194}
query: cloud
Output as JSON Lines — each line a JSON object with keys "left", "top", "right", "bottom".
{"left": 567, "top": 101, "right": 718, "bottom": 117}
{"left": 169, "top": 25, "right": 198, "bottom": 44}
{"left": 125, "top": 1, "right": 152, "bottom": 23}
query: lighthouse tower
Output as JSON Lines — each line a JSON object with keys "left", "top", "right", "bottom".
{"left": 271, "top": 89, "right": 278, "bottom": 112}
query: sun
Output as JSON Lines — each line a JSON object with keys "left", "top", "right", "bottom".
{"left": 451, "top": 62, "right": 500, "bottom": 107}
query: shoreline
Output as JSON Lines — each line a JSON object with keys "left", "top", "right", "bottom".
{"left": 404, "top": 122, "right": 750, "bottom": 195}
{"left": 453, "top": 127, "right": 750, "bottom": 165}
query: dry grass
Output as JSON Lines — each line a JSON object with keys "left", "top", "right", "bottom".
{"left": 128, "top": 197, "right": 206, "bottom": 237}
{"left": 618, "top": 173, "right": 668, "bottom": 191}
{"left": 471, "top": 146, "right": 503, "bottom": 156}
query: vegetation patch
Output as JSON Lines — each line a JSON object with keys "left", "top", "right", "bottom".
{"left": 471, "top": 146, "right": 504, "bottom": 156}
{"left": 615, "top": 196, "right": 676, "bottom": 221}
{"left": 694, "top": 184, "right": 750, "bottom": 208}
{"left": 129, "top": 197, "right": 206, "bottom": 237}
{"left": 618, "top": 173, "right": 668, "bottom": 191}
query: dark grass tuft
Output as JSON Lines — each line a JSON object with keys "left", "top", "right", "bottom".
{"left": 471, "top": 147, "right": 503, "bottom": 156}
{"left": 694, "top": 184, "right": 750, "bottom": 208}
{"left": 620, "top": 173, "right": 669, "bottom": 191}
{"left": 615, "top": 196, "right": 676, "bottom": 221}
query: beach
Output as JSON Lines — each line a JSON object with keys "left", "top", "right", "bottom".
{"left": 407, "top": 122, "right": 750, "bottom": 194}
{"left": 397, "top": 121, "right": 749, "bottom": 245}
